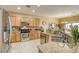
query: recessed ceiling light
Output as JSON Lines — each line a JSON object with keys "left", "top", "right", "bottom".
{"left": 32, "top": 10, "right": 35, "bottom": 13}
{"left": 17, "top": 7, "right": 21, "bottom": 10}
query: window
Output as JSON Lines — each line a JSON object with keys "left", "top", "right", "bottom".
{"left": 65, "top": 23, "right": 71, "bottom": 30}
{"left": 64, "top": 22, "right": 79, "bottom": 33}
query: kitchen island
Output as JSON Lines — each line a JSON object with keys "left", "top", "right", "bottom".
{"left": 37, "top": 42, "right": 73, "bottom": 53}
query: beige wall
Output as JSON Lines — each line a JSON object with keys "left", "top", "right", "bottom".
{"left": 59, "top": 15, "right": 79, "bottom": 29}
{"left": 40, "top": 17, "right": 59, "bottom": 26}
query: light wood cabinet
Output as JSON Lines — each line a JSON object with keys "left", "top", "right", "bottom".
{"left": 16, "top": 31, "right": 21, "bottom": 42}
{"left": 34, "top": 18, "right": 40, "bottom": 26}
{"left": 45, "top": 35, "right": 49, "bottom": 43}
{"left": 29, "top": 19, "right": 34, "bottom": 26}
{"left": 10, "top": 16, "right": 16, "bottom": 26}
{"left": 15, "top": 17, "right": 21, "bottom": 26}
{"left": 11, "top": 31, "right": 21, "bottom": 43}
{"left": 10, "top": 16, "right": 21, "bottom": 43}
{"left": 10, "top": 16, "right": 21, "bottom": 26}
{"left": 40, "top": 33, "right": 49, "bottom": 43}
{"left": 29, "top": 30, "right": 40, "bottom": 40}
{"left": 29, "top": 18, "right": 40, "bottom": 26}
{"left": 11, "top": 31, "right": 16, "bottom": 43}
{"left": 10, "top": 16, "right": 40, "bottom": 42}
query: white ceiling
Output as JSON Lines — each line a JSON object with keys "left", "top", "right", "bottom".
{"left": 0, "top": 5, "right": 79, "bottom": 18}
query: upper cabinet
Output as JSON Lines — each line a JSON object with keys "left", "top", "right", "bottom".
{"left": 16, "top": 17, "right": 21, "bottom": 26}
{"left": 34, "top": 18, "right": 40, "bottom": 26}
{"left": 10, "top": 16, "right": 21, "bottom": 26}
{"left": 10, "top": 16, "right": 40, "bottom": 27}
{"left": 10, "top": 16, "right": 16, "bottom": 26}
{"left": 21, "top": 17, "right": 30, "bottom": 23}
{"left": 29, "top": 18, "right": 40, "bottom": 26}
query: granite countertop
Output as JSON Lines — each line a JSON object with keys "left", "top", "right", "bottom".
{"left": 38, "top": 42, "right": 73, "bottom": 53}
{"left": 41, "top": 32, "right": 62, "bottom": 38}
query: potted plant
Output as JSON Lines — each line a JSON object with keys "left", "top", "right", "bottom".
{"left": 70, "top": 25, "right": 79, "bottom": 52}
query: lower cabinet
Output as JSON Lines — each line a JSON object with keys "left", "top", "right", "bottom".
{"left": 16, "top": 31, "right": 21, "bottom": 42}
{"left": 11, "top": 32, "right": 16, "bottom": 43}
{"left": 11, "top": 31, "right": 21, "bottom": 43}
{"left": 40, "top": 33, "right": 49, "bottom": 44}
{"left": 11, "top": 30, "right": 40, "bottom": 43}
{"left": 29, "top": 30, "right": 40, "bottom": 40}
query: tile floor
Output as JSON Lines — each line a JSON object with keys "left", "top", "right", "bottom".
{"left": 8, "top": 39, "right": 79, "bottom": 53}
{"left": 8, "top": 39, "right": 40, "bottom": 53}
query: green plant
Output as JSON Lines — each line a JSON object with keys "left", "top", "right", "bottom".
{"left": 70, "top": 25, "right": 79, "bottom": 46}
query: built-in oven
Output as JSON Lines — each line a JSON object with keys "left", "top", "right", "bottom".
{"left": 21, "top": 29, "right": 30, "bottom": 41}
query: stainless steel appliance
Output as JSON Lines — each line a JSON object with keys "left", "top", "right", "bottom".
{"left": 20, "top": 22, "right": 29, "bottom": 41}
{"left": 21, "top": 29, "right": 29, "bottom": 41}
{"left": 0, "top": 9, "right": 12, "bottom": 53}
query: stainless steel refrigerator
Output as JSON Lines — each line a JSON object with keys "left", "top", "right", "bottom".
{"left": 0, "top": 8, "right": 12, "bottom": 53}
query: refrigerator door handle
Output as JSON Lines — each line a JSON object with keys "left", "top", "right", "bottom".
{"left": 8, "top": 16, "right": 12, "bottom": 43}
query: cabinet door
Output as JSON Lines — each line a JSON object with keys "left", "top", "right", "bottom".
{"left": 35, "top": 31, "right": 40, "bottom": 39}
{"left": 34, "top": 18, "right": 40, "bottom": 26}
{"left": 29, "top": 18, "right": 40, "bottom": 26}
{"left": 10, "top": 16, "right": 16, "bottom": 26}
{"left": 16, "top": 31, "right": 21, "bottom": 42}
{"left": 16, "top": 17, "right": 21, "bottom": 26}
{"left": 11, "top": 32, "right": 16, "bottom": 43}
{"left": 11, "top": 31, "right": 21, "bottom": 43}
{"left": 29, "top": 31, "right": 40, "bottom": 39}
{"left": 29, "top": 31, "right": 34, "bottom": 39}
{"left": 45, "top": 35, "right": 49, "bottom": 43}
{"left": 29, "top": 19, "right": 34, "bottom": 26}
